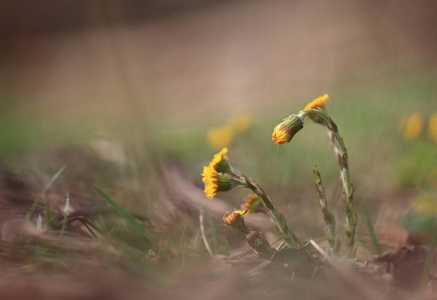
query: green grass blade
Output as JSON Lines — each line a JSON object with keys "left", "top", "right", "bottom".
{"left": 45, "top": 195, "right": 51, "bottom": 226}
{"left": 144, "top": 226, "right": 177, "bottom": 249}
{"left": 175, "top": 225, "right": 187, "bottom": 263}
{"left": 93, "top": 186, "right": 171, "bottom": 260}
{"left": 356, "top": 238, "right": 373, "bottom": 260}
{"left": 361, "top": 199, "right": 381, "bottom": 256}
{"left": 93, "top": 186, "right": 154, "bottom": 242}
{"left": 416, "top": 231, "right": 437, "bottom": 300}
{"left": 26, "top": 165, "right": 66, "bottom": 220}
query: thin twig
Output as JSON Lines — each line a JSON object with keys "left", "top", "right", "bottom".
{"left": 309, "top": 240, "right": 332, "bottom": 264}
{"left": 199, "top": 210, "right": 213, "bottom": 256}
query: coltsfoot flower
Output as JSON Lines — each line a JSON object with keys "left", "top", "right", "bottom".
{"left": 207, "top": 126, "right": 233, "bottom": 150}
{"left": 300, "top": 94, "right": 329, "bottom": 124}
{"left": 301, "top": 94, "right": 329, "bottom": 112}
{"left": 209, "top": 148, "right": 230, "bottom": 173}
{"left": 272, "top": 94, "right": 330, "bottom": 145}
{"left": 223, "top": 209, "right": 249, "bottom": 233}
{"left": 272, "top": 114, "right": 304, "bottom": 145}
{"left": 403, "top": 113, "right": 424, "bottom": 140}
{"left": 228, "top": 112, "right": 252, "bottom": 134}
{"left": 243, "top": 193, "right": 264, "bottom": 214}
{"left": 202, "top": 165, "right": 235, "bottom": 199}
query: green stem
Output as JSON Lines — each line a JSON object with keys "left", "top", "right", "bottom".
{"left": 233, "top": 173, "right": 300, "bottom": 249}
{"left": 313, "top": 165, "right": 339, "bottom": 254}
{"left": 301, "top": 109, "right": 357, "bottom": 257}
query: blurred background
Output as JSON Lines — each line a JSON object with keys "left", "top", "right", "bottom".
{"left": 1, "top": 0, "right": 437, "bottom": 259}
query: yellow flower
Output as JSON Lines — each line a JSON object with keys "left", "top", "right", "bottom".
{"left": 272, "top": 114, "right": 304, "bottom": 145}
{"left": 209, "top": 148, "right": 229, "bottom": 173}
{"left": 202, "top": 166, "right": 221, "bottom": 199}
{"left": 272, "top": 127, "right": 289, "bottom": 145}
{"left": 403, "top": 113, "right": 424, "bottom": 140}
{"left": 228, "top": 113, "right": 252, "bottom": 134}
{"left": 223, "top": 209, "right": 249, "bottom": 233}
{"left": 223, "top": 209, "right": 247, "bottom": 224}
{"left": 202, "top": 165, "right": 219, "bottom": 199}
{"left": 244, "top": 193, "right": 263, "bottom": 214}
{"left": 301, "top": 94, "right": 329, "bottom": 112}
{"left": 428, "top": 113, "right": 437, "bottom": 144}
{"left": 207, "top": 126, "right": 233, "bottom": 150}
{"left": 202, "top": 160, "right": 235, "bottom": 199}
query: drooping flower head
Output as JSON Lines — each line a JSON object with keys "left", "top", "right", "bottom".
{"left": 272, "top": 114, "right": 304, "bottom": 145}
{"left": 202, "top": 148, "right": 236, "bottom": 199}
{"left": 202, "top": 165, "right": 234, "bottom": 199}
{"left": 299, "top": 94, "right": 329, "bottom": 124}
{"left": 301, "top": 94, "right": 329, "bottom": 112}
{"left": 272, "top": 94, "right": 330, "bottom": 145}
{"left": 243, "top": 193, "right": 263, "bottom": 214}
{"left": 223, "top": 209, "right": 249, "bottom": 233}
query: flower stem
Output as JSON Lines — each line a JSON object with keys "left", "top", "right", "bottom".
{"left": 313, "top": 165, "right": 340, "bottom": 255}
{"left": 233, "top": 172, "right": 300, "bottom": 249}
{"left": 301, "top": 109, "right": 357, "bottom": 257}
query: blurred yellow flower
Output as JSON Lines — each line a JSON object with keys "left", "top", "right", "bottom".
{"left": 428, "top": 113, "right": 437, "bottom": 144}
{"left": 411, "top": 194, "right": 437, "bottom": 216}
{"left": 403, "top": 113, "right": 424, "bottom": 140}
{"left": 207, "top": 126, "right": 233, "bottom": 150}
{"left": 228, "top": 113, "right": 252, "bottom": 134}
{"left": 301, "top": 94, "right": 329, "bottom": 112}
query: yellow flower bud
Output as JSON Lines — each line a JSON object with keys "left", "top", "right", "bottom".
{"left": 272, "top": 114, "right": 304, "bottom": 145}
{"left": 243, "top": 193, "right": 263, "bottom": 214}
{"left": 223, "top": 209, "right": 249, "bottom": 233}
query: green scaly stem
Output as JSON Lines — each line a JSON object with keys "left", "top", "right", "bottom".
{"left": 301, "top": 108, "right": 357, "bottom": 257}
{"left": 313, "top": 164, "right": 340, "bottom": 254}
{"left": 230, "top": 171, "right": 300, "bottom": 249}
